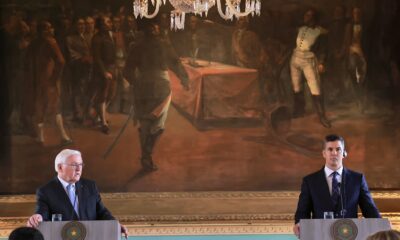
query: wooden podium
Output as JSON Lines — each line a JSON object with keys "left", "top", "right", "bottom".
{"left": 37, "top": 220, "right": 121, "bottom": 240}
{"left": 300, "top": 218, "right": 391, "bottom": 240}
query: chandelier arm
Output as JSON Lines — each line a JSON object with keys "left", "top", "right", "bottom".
{"left": 226, "top": 0, "right": 253, "bottom": 17}
{"left": 216, "top": 0, "right": 233, "bottom": 20}
{"left": 141, "top": 0, "right": 161, "bottom": 18}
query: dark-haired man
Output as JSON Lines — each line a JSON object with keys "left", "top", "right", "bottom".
{"left": 9, "top": 227, "right": 44, "bottom": 240}
{"left": 293, "top": 134, "right": 381, "bottom": 237}
{"left": 91, "top": 17, "right": 116, "bottom": 134}
{"left": 67, "top": 18, "right": 92, "bottom": 122}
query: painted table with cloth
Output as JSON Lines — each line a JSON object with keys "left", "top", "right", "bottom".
{"left": 169, "top": 59, "right": 262, "bottom": 129}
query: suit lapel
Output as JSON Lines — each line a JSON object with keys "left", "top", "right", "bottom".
{"left": 76, "top": 180, "right": 84, "bottom": 220}
{"left": 55, "top": 178, "right": 81, "bottom": 220}
{"left": 54, "top": 178, "right": 72, "bottom": 207}
{"left": 54, "top": 178, "right": 79, "bottom": 220}
{"left": 317, "top": 168, "right": 335, "bottom": 208}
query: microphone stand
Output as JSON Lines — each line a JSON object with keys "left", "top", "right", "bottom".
{"left": 339, "top": 175, "right": 347, "bottom": 218}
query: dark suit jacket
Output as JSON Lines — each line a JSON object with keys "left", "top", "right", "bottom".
{"left": 35, "top": 177, "right": 115, "bottom": 221}
{"left": 294, "top": 167, "right": 381, "bottom": 223}
{"left": 66, "top": 33, "right": 92, "bottom": 84}
{"left": 67, "top": 33, "right": 91, "bottom": 63}
{"left": 92, "top": 31, "right": 116, "bottom": 77}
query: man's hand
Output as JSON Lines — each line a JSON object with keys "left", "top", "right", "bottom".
{"left": 105, "top": 72, "right": 113, "bottom": 80}
{"left": 122, "top": 78, "right": 130, "bottom": 90}
{"left": 121, "top": 224, "right": 128, "bottom": 239}
{"left": 293, "top": 223, "right": 300, "bottom": 238}
{"left": 82, "top": 55, "right": 93, "bottom": 64}
{"left": 27, "top": 214, "right": 43, "bottom": 228}
{"left": 318, "top": 63, "right": 325, "bottom": 73}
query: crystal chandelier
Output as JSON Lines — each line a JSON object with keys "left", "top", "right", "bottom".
{"left": 132, "top": 0, "right": 261, "bottom": 30}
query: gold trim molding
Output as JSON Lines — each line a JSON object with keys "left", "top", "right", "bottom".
{"left": 128, "top": 222, "right": 294, "bottom": 236}
{"left": 0, "top": 191, "right": 399, "bottom": 237}
{"left": 1, "top": 191, "right": 399, "bottom": 202}
{"left": 0, "top": 191, "right": 302, "bottom": 203}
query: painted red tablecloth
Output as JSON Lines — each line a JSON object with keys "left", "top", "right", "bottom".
{"left": 169, "top": 59, "right": 262, "bottom": 127}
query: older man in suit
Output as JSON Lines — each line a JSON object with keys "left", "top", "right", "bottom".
{"left": 293, "top": 134, "right": 381, "bottom": 237}
{"left": 27, "top": 149, "right": 128, "bottom": 238}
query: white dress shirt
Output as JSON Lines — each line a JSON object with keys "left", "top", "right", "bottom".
{"left": 324, "top": 166, "right": 343, "bottom": 195}
{"left": 57, "top": 176, "right": 79, "bottom": 210}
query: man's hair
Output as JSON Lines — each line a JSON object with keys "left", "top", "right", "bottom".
{"left": 95, "top": 16, "right": 107, "bottom": 31}
{"left": 9, "top": 227, "right": 44, "bottom": 240}
{"left": 37, "top": 21, "right": 50, "bottom": 34}
{"left": 367, "top": 230, "right": 400, "bottom": 240}
{"left": 74, "top": 17, "right": 85, "bottom": 25}
{"left": 85, "top": 16, "right": 94, "bottom": 22}
{"left": 304, "top": 7, "right": 320, "bottom": 23}
{"left": 336, "top": 4, "right": 346, "bottom": 14}
{"left": 323, "top": 134, "right": 345, "bottom": 149}
{"left": 54, "top": 149, "right": 82, "bottom": 172}
{"left": 140, "top": 18, "right": 157, "bottom": 35}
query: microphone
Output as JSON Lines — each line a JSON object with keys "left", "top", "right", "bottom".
{"left": 339, "top": 177, "right": 347, "bottom": 218}
{"left": 75, "top": 185, "right": 81, "bottom": 220}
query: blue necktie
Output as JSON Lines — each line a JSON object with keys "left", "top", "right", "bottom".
{"left": 331, "top": 172, "right": 340, "bottom": 207}
{"left": 67, "top": 184, "right": 79, "bottom": 216}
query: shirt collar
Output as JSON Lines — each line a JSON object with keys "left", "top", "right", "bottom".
{"left": 324, "top": 165, "right": 343, "bottom": 177}
{"left": 57, "top": 176, "right": 74, "bottom": 189}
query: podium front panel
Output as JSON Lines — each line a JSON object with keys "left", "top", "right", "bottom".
{"left": 37, "top": 220, "right": 121, "bottom": 240}
{"left": 300, "top": 218, "right": 391, "bottom": 240}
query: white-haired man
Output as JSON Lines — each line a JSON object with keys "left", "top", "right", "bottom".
{"left": 27, "top": 149, "right": 128, "bottom": 238}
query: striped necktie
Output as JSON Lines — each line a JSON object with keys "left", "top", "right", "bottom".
{"left": 331, "top": 172, "right": 340, "bottom": 208}
{"left": 67, "top": 184, "right": 79, "bottom": 216}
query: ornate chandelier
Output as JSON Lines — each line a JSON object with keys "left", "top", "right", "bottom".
{"left": 132, "top": 0, "right": 261, "bottom": 30}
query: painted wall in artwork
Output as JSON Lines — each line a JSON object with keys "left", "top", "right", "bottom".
{"left": 0, "top": 0, "right": 399, "bottom": 194}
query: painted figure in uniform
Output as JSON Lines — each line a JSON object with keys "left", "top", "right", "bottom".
{"left": 124, "top": 20, "right": 189, "bottom": 171}
{"left": 290, "top": 8, "right": 331, "bottom": 128}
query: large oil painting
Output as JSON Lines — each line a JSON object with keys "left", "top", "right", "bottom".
{"left": 0, "top": 0, "right": 399, "bottom": 196}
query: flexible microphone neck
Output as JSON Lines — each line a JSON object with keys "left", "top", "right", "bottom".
{"left": 339, "top": 176, "right": 347, "bottom": 218}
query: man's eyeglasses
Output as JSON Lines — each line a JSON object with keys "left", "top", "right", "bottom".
{"left": 63, "top": 163, "right": 85, "bottom": 169}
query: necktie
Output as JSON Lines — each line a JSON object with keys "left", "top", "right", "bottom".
{"left": 331, "top": 172, "right": 341, "bottom": 207}
{"left": 67, "top": 184, "right": 79, "bottom": 216}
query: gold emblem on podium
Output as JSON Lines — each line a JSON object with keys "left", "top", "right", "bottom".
{"left": 331, "top": 219, "right": 358, "bottom": 240}
{"left": 61, "top": 221, "right": 87, "bottom": 240}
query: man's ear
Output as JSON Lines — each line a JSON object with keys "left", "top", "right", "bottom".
{"left": 343, "top": 150, "right": 347, "bottom": 158}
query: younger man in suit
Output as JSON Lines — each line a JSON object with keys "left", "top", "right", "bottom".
{"left": 293, "top": 134, "right": 381, "bottom": 237}
{"left": 27, "top": 149, "right": 128, "bottom": 238}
